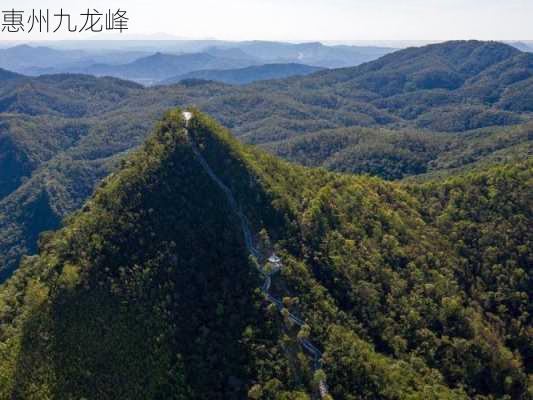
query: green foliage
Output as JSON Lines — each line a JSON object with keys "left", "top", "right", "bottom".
{"left": 0, "top": 40, "right": 532, "bottom": 399}
{"left": 324, "top": 325, "right": 467, "bottom": 399}
{"left": 268, "top": 121, "right": 533, "bottom": 182}
{"left": 2, "top": 40, "right": 533, "bottom": 278}
{"left": 3, "top": 111, "right": 530, "bottom": 399}
{"left": 0, "top": 111, "right": 301, "bottom": 399}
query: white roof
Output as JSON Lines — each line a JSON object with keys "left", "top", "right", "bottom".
{"left": 268, "top": 254, "right": 281, "bottom": 263}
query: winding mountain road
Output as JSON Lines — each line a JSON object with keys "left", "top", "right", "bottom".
{"left": 183, "top": 112, "right": 329, "bottom": 398}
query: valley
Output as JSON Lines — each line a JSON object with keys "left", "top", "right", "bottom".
{"left": 1, "top": 109, "right": 529, "bottom": 398}
{"left": 0, "top": 39, "right": 531, "bottom": 399}
{"left": 1, "top": 41, "right": 532, "bottom": 279}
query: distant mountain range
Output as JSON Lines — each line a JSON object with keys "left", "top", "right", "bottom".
{"left": 68, "top": 52, "right": 257, "bottom": 85}
{"left": 508, "top": 41, "right": 533, "bottom": 52}
{"left": 0, "top": 45, "right": 87, "bottom": 71}
{"left": 234, "top": 41, "right": 395, "bottom": 67}
{"left": 0, "top": 45, "right": 151, "bottom": 75}
{"left": 0, "top": 42, "right": 395, "bottom": 85}
{"left": 162, "top": 63, "right": 325, "bottom": 85}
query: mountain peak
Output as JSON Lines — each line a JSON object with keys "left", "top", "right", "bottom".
{"left": 0, "top": 106, "right": 530, "bottom": 399}
{"left": 0, "top": 109, "right": 292, "bottom": 398}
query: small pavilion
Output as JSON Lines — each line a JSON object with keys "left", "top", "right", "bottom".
{"left": 268, "top": 254, "right": 282, "bottom": 267}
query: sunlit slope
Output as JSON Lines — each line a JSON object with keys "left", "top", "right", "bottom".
{"left": 0, "top": 110, "right": 530, "bottom": 399}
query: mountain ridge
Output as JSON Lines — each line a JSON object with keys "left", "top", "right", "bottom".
{"left": 0, "top": 109, "right": 530, "bottom": 398}
{"left": 162, "top": 63, "right": 325, "bottom": 85}
{"left": 0, "top": 110, "right": 290, "bottom": 399}
{"left": 0, "top": 39, "right": 532, "bottom": 279}
{"left": 71, "top": 52, "right": 258, "bottom": 85}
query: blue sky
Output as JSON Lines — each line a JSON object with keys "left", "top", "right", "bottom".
{"left": 3, "top": 0, "right": 533, "bottom": 41}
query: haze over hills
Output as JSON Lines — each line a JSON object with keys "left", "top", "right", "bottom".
{"left": 162, "top": 63, "right": 325, "bottom": 85}
{"left": 0, "top": 45, "right": 151, "bottom": 75}
{"left": 17, "top": 39, "right": 396, "bottom": 65}
{"left": 68, "top": 52, "right": 258, "bottom": 85}
{"left": 508, "top": 41, "right": 533, "bottom": 52}
{"left": 0, "top": 41, "right": 395, "bottom": 85}
{"left": 0, "top": 45, "right": 88, "bottom": 71}
{"left": 0, "top": 110, "right": 530, "bottom": 398}
{"left": 0, "top": 40, "right": 532, "bottom": 279}
{"left": 231, "top": 41, "right": 395, "bottom": 67}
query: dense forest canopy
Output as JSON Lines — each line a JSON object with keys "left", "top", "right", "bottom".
{"left": 0, "top": 40, "right": 532, "bottom": 278}
{"left": 0, "top": 110, "right": 531, "bottom": 399}
{"left": 0, "top": 39, "right": 531, "bottom": 398}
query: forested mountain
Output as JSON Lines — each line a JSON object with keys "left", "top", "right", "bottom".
{"left": 143, "top": 41, "right": 533, "bottom": 145}
{"left": 0, "top": 75, "right": 151, "bottom": 279}
{"left": 216, "top": 40, "right": 532, "bottom": 141}
{"left": 267, "top": 122, "right": 533, "bottom": 180}
{"left": 162, "top": 63, "right": 325, "bottom": 85}
{"left": 0, "top": 111, "right": 292, "bottom": 399}
{"left": 0, "top": 110, "right": 530, "bottom": 399}
{"left": 0, "top": 74, "right": 144, "bottom": 204}
{"left": 0, "top": 40, "right": 532, "bottom": 279}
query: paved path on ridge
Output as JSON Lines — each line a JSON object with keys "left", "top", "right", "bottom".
{"left": 183, "top": 111, "right": 329, "bottom": 398}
